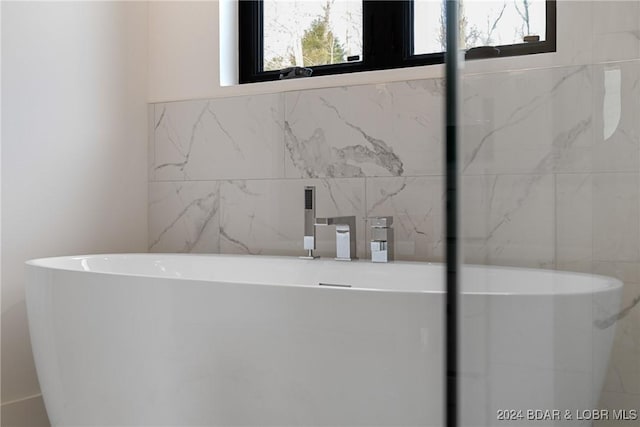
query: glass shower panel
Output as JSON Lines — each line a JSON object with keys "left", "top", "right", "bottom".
{"left": 458, "top": 1, "right": 640, "bottom": 426}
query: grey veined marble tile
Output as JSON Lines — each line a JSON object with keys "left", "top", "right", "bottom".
{"left": 284, "top": 80, "right": 444, "bottom": 178}
{"left": 365, "top": 176, "right": 444, "bottom": 262}
{"left": 461, "top": 173, "right": 555, "bottom": 269}
{"left": 152, "top": 94, "right": 285, "bottom": 181}
{"left": 593, "top": 173, "right": 640, "bottom": 265}
{"left": 148, "top": 181, "right": 221, "bottom": 253}
{"left": 555, "top": 172, "right": 640, "bottom": 283}
{"left": 462, "top": 65, "right": 594, "bottom": 175}
{"left": 219, "top": 178, "right": 366, "bottom": 259}
{"left": 556, "top": 173, "right": 594, "bottom": 275}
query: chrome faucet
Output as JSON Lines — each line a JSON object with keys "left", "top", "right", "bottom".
{"left": 301, "top": 186, "right": 357, "bottom": 261}
{"left": 368, "top": 216, "right": 394, "bottom": 263}
{"left": 314, "top": 216, "right": 357, "bottom": 261}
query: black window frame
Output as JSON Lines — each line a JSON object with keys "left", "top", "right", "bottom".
{"left": 239, "top": 0, "right": 557, "bottom": 84}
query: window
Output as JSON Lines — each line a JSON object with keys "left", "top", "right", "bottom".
{"left": 239, "top": 0, "right": 556, "bottom": 84}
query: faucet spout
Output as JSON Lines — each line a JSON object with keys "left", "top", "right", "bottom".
{"left": 314, "top": 217, "right": 331, "bottom": 226}
{"left": 314, "top": 216, "right": 355, "bottom": 227}
{"left": 315, "top": 216, "right": 357, "bottom": 261}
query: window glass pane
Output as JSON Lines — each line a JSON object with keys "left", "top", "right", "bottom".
{"left": 414, "top": 0, "right": 547, "bottom": 55}
{"left": 263, "top": 0, "right": 363, "bottom": 71}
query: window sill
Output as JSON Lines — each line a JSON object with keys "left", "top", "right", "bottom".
{"left": 151, "top": 50, "right": 564, "bottom": 104}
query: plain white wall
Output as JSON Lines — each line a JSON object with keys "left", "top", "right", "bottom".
{"left": 1, "top": 1, "right": 149, "bottom": 425}
{"left": 148, "top": 1, "right": 220, "bottom": 102}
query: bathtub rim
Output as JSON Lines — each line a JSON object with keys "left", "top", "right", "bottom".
{"left": 25, "top": 253, "right": 623, "bottom": 297}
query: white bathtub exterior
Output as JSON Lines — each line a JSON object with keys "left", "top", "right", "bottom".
{"left": 25, "top": 254, "right": 623, "bottom": 426}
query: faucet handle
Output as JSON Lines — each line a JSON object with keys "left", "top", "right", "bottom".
{"left": 367, "top": 216, "right": 393, "bottom": 263}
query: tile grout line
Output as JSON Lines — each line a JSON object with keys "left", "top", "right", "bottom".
{"left": 150, "top": 171, "right": 640, "bottom": 185}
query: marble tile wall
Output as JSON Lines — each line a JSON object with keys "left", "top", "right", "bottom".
{"left": 149, "top": 79, "right": 447, "bottom": 262}
{"left": 149, "top": 60, "right": 640, "bottom": 415}
{"left": 460, "top": 60, "right": 640, "bottom": 423}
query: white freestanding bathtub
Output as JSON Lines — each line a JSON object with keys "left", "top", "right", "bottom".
{"left": 25, "top": 254, "right": 623, "bottom": 427}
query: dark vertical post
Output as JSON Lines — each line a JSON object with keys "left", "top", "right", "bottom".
{"left": 444, "top": 1, "right": 459, "bottom": 427}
